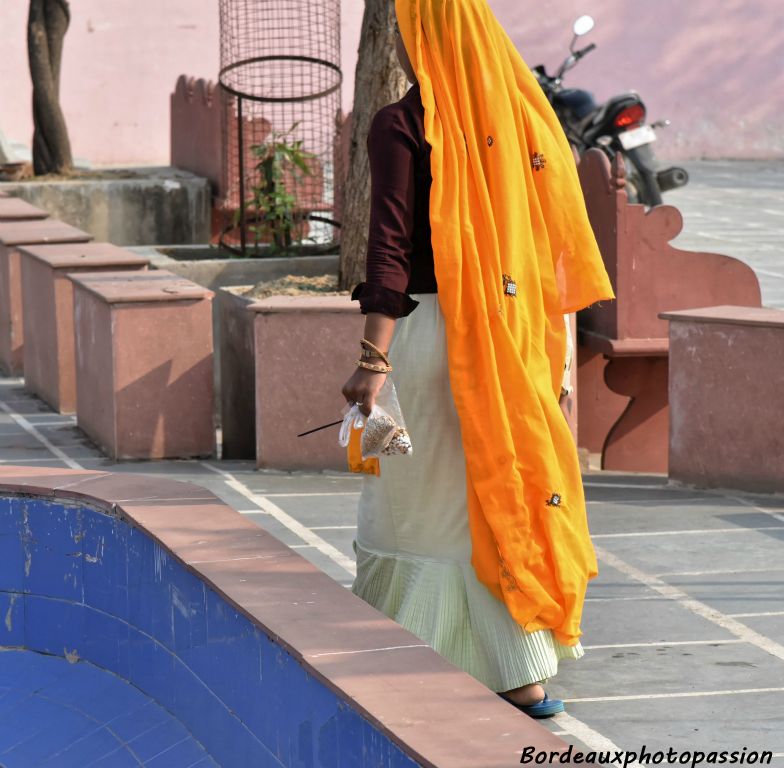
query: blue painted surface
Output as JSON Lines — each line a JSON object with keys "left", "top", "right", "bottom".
{"left": 0, "top": 649, "right": 218, "bottom": 767}
{"left": 0, "top": 496, "right": 420, "bottom": 768}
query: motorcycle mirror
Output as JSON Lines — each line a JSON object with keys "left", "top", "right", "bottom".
{"left": 573, "top": 15, "right": 595, "bottom": 37}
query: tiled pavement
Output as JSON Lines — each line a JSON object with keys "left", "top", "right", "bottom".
{"left": 669, "top": 160, "right": 784, "bottom": 309}
{"left": 2, "top": 378, "right": 783, "bottom": 762}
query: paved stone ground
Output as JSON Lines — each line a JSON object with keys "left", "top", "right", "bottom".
{"left": 2, "top": 378, "right": 783, "bottom": 762}
{"left": 667, "top": 160, "right": 784, "bottom": 308}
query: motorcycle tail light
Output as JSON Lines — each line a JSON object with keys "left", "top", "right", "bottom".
{"left": 614, "top": 104, "right": 646, "bottom": 128}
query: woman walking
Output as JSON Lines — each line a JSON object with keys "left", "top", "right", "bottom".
{"left": 342, "top": 0, "right": 614, "bottom": 718}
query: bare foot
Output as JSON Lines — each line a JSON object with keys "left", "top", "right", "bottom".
{"left": 501, "top": 682, "right": 545, "bottom": 707}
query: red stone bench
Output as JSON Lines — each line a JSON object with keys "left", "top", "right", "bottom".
{"left": 19, "top": 243, "right": 150, "bottom": 413}
{"left": 660, "top": 305, "right": 784, "bottom": 493}
{"left": 247, "top": 295, "right": 363, "bottom": 470}
{"left": 0, "top": 219, "right": 92, "bottom": 375}
{"left": 576, "top": 150, "right": 762, "bottom": 473}
{"left": 70, "top": 270, "right": 214, "bottom": 459}
{"left": 0, "top": 196, "right": 48, "bottom": 221}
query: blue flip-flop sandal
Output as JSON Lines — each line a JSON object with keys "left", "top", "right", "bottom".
{"left": 499, "top": 692, "right": 565, "bottom": 719}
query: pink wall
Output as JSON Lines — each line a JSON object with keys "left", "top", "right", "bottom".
{"left": 0, "top": 1, "right": 220, "bottom": 166}
{"left": 1, "top": 0, "right": 782, "bottom": 165}
{"left": 487, "top": 0, "right": 784, "bottom": 160}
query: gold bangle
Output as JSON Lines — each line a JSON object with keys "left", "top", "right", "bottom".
{"left": 360, "top": 338, "right": 390, "bottom": 366}
{"left": 356, "top": 359, "right": 392, "bottom": 373}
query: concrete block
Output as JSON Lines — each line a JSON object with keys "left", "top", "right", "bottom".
{"left": 0, "top": 197, "right": 48, "bottom": 221}
{"left": 2, "top": 167, "right": 210, "bottom": 246}
{"left": 249, "top": 295, "right": 364, "bottom": 471}
{"left": 71, "top": 270, "right": 214, "bottom": 459}
{"left": 661, "top": 304, "right": 784, "bottom": 493}
{"left": 0, "top": 219, "right": 92, "bottom": 375}
{"left": 19, "top": 243, "right": 149, "bottom": 413}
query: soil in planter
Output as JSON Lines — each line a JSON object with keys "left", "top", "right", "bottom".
{"left": 226, "top": 273, "right": 349, "bottom": 300}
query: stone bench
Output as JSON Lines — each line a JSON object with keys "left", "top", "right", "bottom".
{"left": 70, "top": 270, "right": 214, "bottom": 459}
{"left": 0, "top": 196, "right": 48, "bottom": 221}
{"left": 19, "top": 243, "right": 150, "bottom": 413}
{"left": 0, "top": 219, "right": 92, "bottom": 375}
{"left": 247, "top": 295, "right": 363, "bottom": 471}
{"left": 576, "top": 150, "right": 761, "bottom": 472}
{"left": 660, "top": 305, "right": 784, "bottom": 493}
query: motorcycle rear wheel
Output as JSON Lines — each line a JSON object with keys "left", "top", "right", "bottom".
{"left": 624, "top": 174, "right": 642, "bottom": 205}
{"left": 624, "top": 145, "right": 663, "bottom": 206}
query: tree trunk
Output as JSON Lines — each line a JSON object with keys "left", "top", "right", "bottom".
{"left": 338, "top": 0, "right": 406, "bottom": 291}
{"left": 28, "top": 0, "right": 73, "bottom": 176}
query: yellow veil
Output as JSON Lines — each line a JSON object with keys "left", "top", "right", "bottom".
{"left": 395, "top": 0, "right": 615, "bottom": 644}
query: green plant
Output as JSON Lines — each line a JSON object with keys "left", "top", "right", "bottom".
{"left": 236, "top": 123, "right": 315, "bottom": 252}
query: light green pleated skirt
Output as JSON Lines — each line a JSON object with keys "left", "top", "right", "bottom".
{"left": 351, "top": 293, "right": 583, "bottom": 693}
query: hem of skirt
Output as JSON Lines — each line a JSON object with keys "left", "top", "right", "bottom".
{"left": 351, "top": 540, "right": 584, "bottom": 692}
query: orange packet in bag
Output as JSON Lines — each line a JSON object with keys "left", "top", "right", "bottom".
{"left": 347, "top": 423, "right": 380, "bottom": 475}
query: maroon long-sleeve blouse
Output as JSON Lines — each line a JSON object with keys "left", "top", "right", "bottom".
{"left": 350, "top": 84, "right": 437, "bottom": 318}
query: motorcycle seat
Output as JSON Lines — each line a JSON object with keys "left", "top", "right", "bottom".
{"left": 552, "top": 88, "right": 597, "bottom": 120}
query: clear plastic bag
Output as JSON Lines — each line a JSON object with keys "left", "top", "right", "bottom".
{"left": 338, "top": 377, "right": 412, "bottom": 459}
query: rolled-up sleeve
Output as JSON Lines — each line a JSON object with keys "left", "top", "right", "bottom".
{"left": 351, "top": 105, "right": 420, "bottom": 318}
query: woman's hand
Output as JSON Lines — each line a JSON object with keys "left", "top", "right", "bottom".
{"left": 342, "top": 312, "right": 396, "bottom": 415}
{"left": 342, "top": 367, "right": 388, "bottom": 417}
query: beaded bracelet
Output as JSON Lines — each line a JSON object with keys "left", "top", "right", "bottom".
{"left": 360, "top": 348, "right": 386, "bottom": 362}
{"left": 356, "top": 359, "right": 392, "bottom": 374}
{"left": 360, "top": 338, "right": 391, "bottom": 367}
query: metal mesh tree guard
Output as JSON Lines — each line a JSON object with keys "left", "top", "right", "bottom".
{"left": 218, "top": 0, "right": 342, "bottom": 256}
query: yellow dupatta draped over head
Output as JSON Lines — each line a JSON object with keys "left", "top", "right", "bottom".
{"left": 395, "top": 0, "right": 615, "bottom": 645}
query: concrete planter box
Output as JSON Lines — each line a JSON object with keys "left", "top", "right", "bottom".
{"left": 2, "top": 167, "right": 210, "bottom": 246}
{"left": 248, "top": 296, "right": 363, "bottom": 471}
{"left": 19, "top": 243, "right": 150, "bottom": 413}
{"left": 71, "top": 270, "right": 214, "bottom": 460}
{"left": 138, "top": 246, "right": 339, "bottom": 291}
{"left": 0, "top": 219, "right": 92, "bottom": 375}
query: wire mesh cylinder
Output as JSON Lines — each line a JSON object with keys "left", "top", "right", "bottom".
{"left": 218, "top": 0, "right": 342, "bottom": 254}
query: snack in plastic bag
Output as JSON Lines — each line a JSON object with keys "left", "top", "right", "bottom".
{"left": 346, "top": 421, "right": 380, "bottom": 475}
{"left": 338, "top": 377, "right": 412, "bottom": 459}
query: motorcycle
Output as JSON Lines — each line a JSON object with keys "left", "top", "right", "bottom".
{"left": 532, "top": 15, "right": 689, "bottom": 206}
